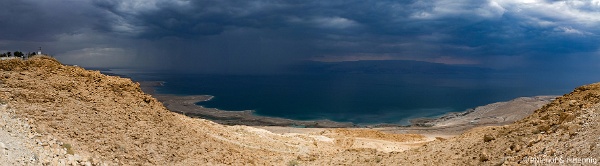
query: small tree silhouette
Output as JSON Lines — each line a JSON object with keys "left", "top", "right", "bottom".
{"left": 14, "top": 51, "right": 24, "bottom": 57}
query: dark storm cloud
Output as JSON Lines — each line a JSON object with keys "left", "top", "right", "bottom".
{"left": 0, "top": 0, "right": 100, "bottom": 41}
{"left": 93, "top": 0, "right": 288, "bottom": 37}
{"left": 1, "top": 0, "right": 600, "bottom": 72}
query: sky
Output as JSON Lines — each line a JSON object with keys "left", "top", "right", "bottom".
{"left": 1, "top": 0, "right": 600, "bottom": 74}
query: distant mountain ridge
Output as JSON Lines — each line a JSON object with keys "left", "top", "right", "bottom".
{"left": 290, "top": 60, "right": 493, "bottom": 74}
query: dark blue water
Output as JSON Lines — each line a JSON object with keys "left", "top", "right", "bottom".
{"left": 109, "top": 69, "right": 598, "bottom": 125}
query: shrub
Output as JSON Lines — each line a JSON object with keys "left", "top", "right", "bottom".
{"left": 62, "top": 143, "right": 75, "bottom": 155}
{"left": 287, "top": 159, "right": 300, "bottom": 166}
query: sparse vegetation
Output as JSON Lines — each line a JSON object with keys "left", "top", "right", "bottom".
{"left": 1, "top": 50, "right": 39, "bottom": 58}
{"left": 483, "top": 134, "right": 495, "bottom": 142}
{"left": 62, "top": 143, "right": 75, "bottom": 155}
{"left": 13, "top": 51, "right": 24, "bottom": 58}
{"left": 287, "top": 159, "right": 300, "bottom": 166}
{"left": 374, "top": 156, "right": 382, "bottom": 163}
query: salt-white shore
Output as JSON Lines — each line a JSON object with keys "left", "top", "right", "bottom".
{"left": 139, "top": 81, "right": 557, "bottom": 134}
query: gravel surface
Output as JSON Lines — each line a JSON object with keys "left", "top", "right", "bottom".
{"left": 0, "top": 104, "right": 102, "bottom": 166}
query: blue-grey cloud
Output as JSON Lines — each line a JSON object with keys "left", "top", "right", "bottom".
{"left": 1, "top": 0, "right": 599, "bottom": 72}
{"left": 0, "top": 0, "right": 101, "bottom": 41}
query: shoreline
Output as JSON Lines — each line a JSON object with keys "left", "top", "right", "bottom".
{"left": 140, "top": 81, "right": 355, "bottom": 128}
{"left": 139, "top": 81, "right": 557, "bottom": 132}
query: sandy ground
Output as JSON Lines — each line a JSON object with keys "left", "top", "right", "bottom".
{"left": 0, "top": 104, "right": 99, "bottom": 165}
{"left": 4, "top": 57, "right": 597, "bottom": 165}
{"left": 139, "top": 81, "right": 556, "bottom": 153}
{"left": 140, "top": 82, "right": 554, "bottom": 127}
{"left": 141, "top": 82, "right": 354, "bottom": 128}
{"left": 141, "top": 80, "right": 554, "bottom": 132}
{"left": 0, "top": 57, "right": 438, "bottom": 165}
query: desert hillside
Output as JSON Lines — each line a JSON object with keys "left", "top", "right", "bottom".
{"left": 0, "top": 57, "right": 430, "bottom": 165}
{"left": 0, "top": 56, "right": 599, "bottom": 165}
{"left": 382, "top": 81, "right": 600, "bottom": 165}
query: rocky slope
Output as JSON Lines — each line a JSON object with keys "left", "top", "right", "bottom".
{"left": 0, "top": 56, "right": 598, "bottom": 165}
{"left": 0, "top": 56, "right": 430, "bottom": 165}
{"left": 0, "top": 104, "right": 96, "bottom": 166}
{"left": 378, "top": 82, "right": 600, "bottom": 165}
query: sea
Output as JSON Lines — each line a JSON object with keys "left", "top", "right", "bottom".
{"left": 105, "top": 68, "right": 598, "bottom": 125}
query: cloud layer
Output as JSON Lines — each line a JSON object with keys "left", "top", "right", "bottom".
{"left": 1, "top": 0, "right": 599, "bottom": 72}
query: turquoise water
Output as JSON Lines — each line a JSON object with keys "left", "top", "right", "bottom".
{"left": 107, "top": 69, "right": 596, "bottom": 125}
